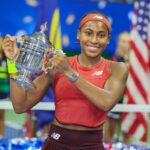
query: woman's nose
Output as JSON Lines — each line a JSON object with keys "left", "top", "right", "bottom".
{"left": 91, "top": 35, "right": 98, "bottom": 43}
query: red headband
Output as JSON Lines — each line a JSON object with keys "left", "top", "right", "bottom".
{"left": 79, "top": 13, "right": 111, "bottom": 32}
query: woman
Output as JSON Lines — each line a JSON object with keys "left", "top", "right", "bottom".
{"left": 2, "top": 12, "right": 128, "bottom": 150}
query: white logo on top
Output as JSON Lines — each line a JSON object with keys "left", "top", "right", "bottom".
{"left": 51, "top": 132, "right": 61, "bottom": 140}
{"left": 93, "top": 16, "right": 103, "bottom": 20}
{"left": 92, "top": 70, "right": 103, "bottom": 76}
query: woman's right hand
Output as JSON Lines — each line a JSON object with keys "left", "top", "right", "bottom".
{"left": 2, "top": 34, "right": 19, "bottom": 60}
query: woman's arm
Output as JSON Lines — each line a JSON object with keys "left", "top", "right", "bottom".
{"left": 2, "top": 34, "right": 55, "bottom": 113}
{"left": 45, "top": 52, "right": 129, "bottom": 112}
{"left": 10, "top": 72, "right": 54, "bottom": 113}
{"left": 66, "top": 62, "right": 128, "bottom": 111}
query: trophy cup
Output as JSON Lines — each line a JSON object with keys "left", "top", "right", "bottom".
{"left": 12, "top": 22, "right": 58, "bottom": 88}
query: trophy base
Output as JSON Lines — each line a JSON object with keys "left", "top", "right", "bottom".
{"left": 13, "top": 78, "right": 34, "bottom": 89}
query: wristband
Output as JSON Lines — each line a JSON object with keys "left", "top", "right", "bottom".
{"left": 7, "top": 59, "right": 19, "bottom": 74}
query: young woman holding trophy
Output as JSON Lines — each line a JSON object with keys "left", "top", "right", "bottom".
{"left": 2, "top": 12, "right": 128, "bottom": 150}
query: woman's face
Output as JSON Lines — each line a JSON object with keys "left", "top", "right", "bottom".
{"left": 77, "top": 20, "right": 110, "bottom": 58}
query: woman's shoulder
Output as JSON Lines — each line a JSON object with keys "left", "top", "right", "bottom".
{"left": 110, "top": 61, "right": 129, "bottom": 80}
{"left": 111, "top": 60, "right": 128, "bottom": 69}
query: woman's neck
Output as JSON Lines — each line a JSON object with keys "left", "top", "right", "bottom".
{"left": 78, "top": 54, "right": 101, "bottom": 67}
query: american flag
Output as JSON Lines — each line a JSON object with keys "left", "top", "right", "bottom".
{"left": 122, "top": 0, "right": 150, "bottom": 141}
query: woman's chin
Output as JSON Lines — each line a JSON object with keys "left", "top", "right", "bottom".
{"left": 86, "top": 52, "right": 100, "bottom": 58}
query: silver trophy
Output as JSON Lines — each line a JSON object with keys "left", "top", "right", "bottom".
{"left": 12, "top": 22, "right": 59, "bottom": 88}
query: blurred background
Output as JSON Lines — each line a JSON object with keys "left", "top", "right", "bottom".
{"left": 0, "top": 0, "right": 150, "bottom": 149}
{"left": 0, "top": 0, "right": 133, "bottom": 55}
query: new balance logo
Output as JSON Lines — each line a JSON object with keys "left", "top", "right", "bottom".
{"left": 92, "top": 70, "right": 103, "bottom": 76}
{"left": 51, "top": 132, "right": 61, "bottom": 140}
{"left": 93, "top": 16, "right": 103, "bottom": 20}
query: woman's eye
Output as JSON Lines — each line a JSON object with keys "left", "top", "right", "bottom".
{"left": 85, "top": 32, "right": 92, "bottom": 36}
{"left": 98, "top": 34, "right": 105, "bottom": 38}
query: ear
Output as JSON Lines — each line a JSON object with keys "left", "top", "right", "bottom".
{"left": 77, "top": 29, "right": 80, "bottom": 40}
{"left": 107, "top": 34, "right": 111, "bottom": 44}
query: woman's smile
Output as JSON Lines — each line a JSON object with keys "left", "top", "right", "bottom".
{"left": 88, "top": 46, "right": 99, "bottom": 52}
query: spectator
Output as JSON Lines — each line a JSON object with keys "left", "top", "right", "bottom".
{"left": 0, "top": 36, "right": 9, "bottom": 136}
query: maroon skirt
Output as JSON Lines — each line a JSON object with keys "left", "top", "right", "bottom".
{"left": 42, "top": 124, "right": 104, "bottom": 150}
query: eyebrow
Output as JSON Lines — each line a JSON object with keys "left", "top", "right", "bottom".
{"left": 83, "top": 28, "right": 106, "bottom": 33}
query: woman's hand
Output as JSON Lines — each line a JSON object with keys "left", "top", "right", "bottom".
{"left": 2, "top": 34, "right": 19, "bottom": 60}
{"left": 49, "top": 50, "right": 72, "bottom": 74}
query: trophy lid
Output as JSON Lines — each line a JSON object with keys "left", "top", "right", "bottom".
{"left": 24, "top": 22, "right": 52, "bottom": 49}
{"left": 40, "top": 22, "right": 47, "bottom": 33}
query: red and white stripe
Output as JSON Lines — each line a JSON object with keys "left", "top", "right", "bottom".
{"left": 122, "top": 28, "right": 150, "bottom": 141}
